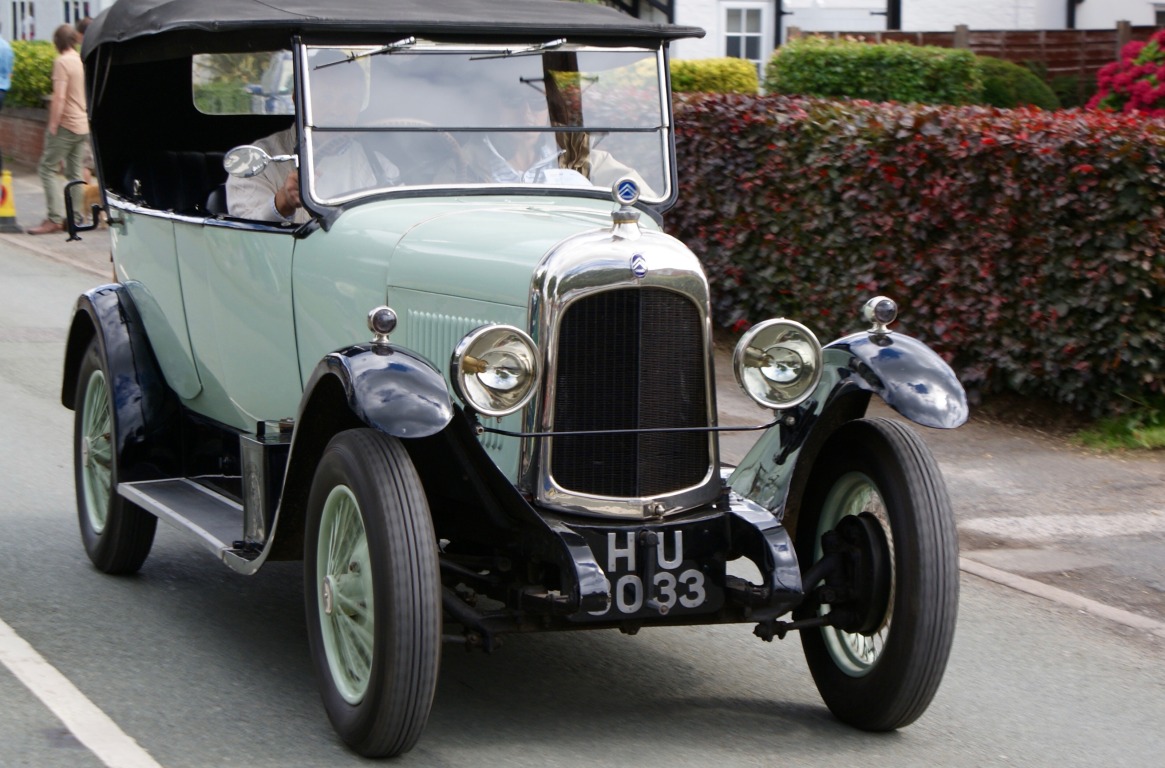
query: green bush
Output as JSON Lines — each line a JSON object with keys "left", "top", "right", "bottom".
{"left": 9, "top": 40, "right": 55, "bottom": 108}
{"left": 671, "top": 94, "right": 1165, "bottom": 417}
{"left": 764, "top": 36, "right": 983, "bottom": 106}
{"left": 193, "top": 80, "right": 251, "bottom": 114}
{"left": 1050, "top": 73, "right": 1095, "bottom": 109}
{"left": 977, "top": 55, "right": 1060, "bottom": 109}
{"left": 671, "top": 57, "right": 758, "bottom": 94}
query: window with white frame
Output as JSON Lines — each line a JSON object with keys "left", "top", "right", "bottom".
{"left": 11, "top": 2, "right": 35, "bottom": 41}
{"left": 722, "top": 2, "right": 771, "bottom": 79}
{"left": 63, "top": 1, "right": 93, "bottom": 25}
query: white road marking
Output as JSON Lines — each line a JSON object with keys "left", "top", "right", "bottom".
{"left": 0, "top": 616, "right": 163, "bottom": 768}
{"left": 960, "top": 512, "right": 1165, "bottom": 541}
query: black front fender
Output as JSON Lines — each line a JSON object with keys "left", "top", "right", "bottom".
{"left": 61, "top": 284, "right": 179, "bottom": 481}
{"left": 825, "top": 331, "right": 968, "bottom": 429}
{"left": 729, "top": 331, "right": 965, "bottom": 528}
{"left": 262, "top": 344, "right": 454, "bottom": 562}
{"left": 301, "top": 344, "right": 454, "bottom": 439}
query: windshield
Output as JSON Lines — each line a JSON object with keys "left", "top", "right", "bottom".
{"left": 299, "top": 42, "right": 670, "bottom": 205}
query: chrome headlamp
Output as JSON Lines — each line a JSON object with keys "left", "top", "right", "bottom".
{"left": 733, "top": 319, "right": 823, "bottom": 410}
{"left": 451, "top": 325, "right": 541, "bottom": 417}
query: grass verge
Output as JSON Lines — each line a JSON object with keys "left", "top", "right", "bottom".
{"left": 1077, "top": 398, "right": 1165, "bottom": 451}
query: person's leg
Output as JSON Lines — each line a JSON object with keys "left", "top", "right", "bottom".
{"left": 37, "top": 128, "right": 70, "bottom": 225}
{"left": 61, "top": 128, "right": 88, "bottom": 224}
{"left": 82, "top": 134, "right": 94, "bottom": 183}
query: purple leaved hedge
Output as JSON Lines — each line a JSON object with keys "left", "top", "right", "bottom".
{"left": 669, "top": 94, "right": 1165, "bottom": 415}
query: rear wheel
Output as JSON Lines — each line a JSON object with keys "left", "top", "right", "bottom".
{"left": 73, "top": 338, "right": 156, "bottom": 574}
{"left": 304, "top": 429, "right": 441, "bottom": 758}
{"left": 795, "top": 418, "right": 958, "bottom": 730}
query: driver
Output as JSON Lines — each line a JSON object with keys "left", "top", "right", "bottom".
{"left": 227, "top": 50, "right": 400, "bottom": 223}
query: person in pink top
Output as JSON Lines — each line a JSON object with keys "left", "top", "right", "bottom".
{"left": 28, "top": 24, "right": 89, "bottom": 235}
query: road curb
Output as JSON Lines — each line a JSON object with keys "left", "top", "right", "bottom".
{"left": 960, "top": 556, "right": 1165, "bottom": 640}
{"left": 0, "top": 232, "right": 111, "bottom": 280}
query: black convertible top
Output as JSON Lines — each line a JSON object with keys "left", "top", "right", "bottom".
{"left": 84, "top": 0, "right": 704, "bottom": 61}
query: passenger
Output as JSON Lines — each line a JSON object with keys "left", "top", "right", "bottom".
{"left": 227, "top": 51, "right": 399, "bottom": 223}
{"left": 225, "top": 124, "right": 304, "bottom": 223}
{"left": 462, "top": 85, "right": 571, "bottom": 185}
{"left": 544, "top": 72, "right": 655, "bottom": 193}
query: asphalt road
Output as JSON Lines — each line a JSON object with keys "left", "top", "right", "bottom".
{"left": 1, "top": 168, "right": 1164, "bottom": 766}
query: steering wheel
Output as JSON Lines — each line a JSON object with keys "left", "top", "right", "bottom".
{"left": 357, "top": 118, "right": 468, "bottom": 185}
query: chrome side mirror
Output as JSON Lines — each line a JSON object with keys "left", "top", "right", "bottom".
{"left": 223, "top": 145, "right": 296, "bottom": 178}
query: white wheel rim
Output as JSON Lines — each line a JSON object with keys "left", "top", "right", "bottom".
{"left": 317, "top": 484, "right": 374, "bottom": 705}
{"left": 815, "top": 471, "right": 895, "bottom": 677}
{"left": 80, "top": 368, "right": 113, "bottom": 534}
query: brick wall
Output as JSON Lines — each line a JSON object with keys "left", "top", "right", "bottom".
{"left": 0, "top": 108, "right": 47, "bottom": 168}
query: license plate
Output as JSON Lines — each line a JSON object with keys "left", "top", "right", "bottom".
{"left": 575, "top": 527, "right": 724, "bottom": 621}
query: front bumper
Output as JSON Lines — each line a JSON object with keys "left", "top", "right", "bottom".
{"left": 442, "top": 486, "right": 803, "bottom": 644}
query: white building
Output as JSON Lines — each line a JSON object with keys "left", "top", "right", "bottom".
{"left": 622, "top": 1, "right": 1164, "bottom": 72}
{"left": 6, "top": 1, "right": 1161, "bottom": 67}
{"left": 4, "top": 0, "right": 109, "bottom": 42}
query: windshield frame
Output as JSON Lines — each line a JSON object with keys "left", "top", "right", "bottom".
{"left": 294, "top": 39, "right": 676, "bottom": 214}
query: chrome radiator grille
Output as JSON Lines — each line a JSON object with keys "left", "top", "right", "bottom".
{"left": 549, "top": 287, "right": 710, "bottom": 497}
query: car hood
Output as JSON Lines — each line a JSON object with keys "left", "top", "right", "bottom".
{"left": 348, "top": 197, "right": 646, "bottom": 307}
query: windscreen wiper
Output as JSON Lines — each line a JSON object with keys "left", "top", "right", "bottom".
{"left": 471, "top": 38, "right": 567, "bottom": 60}
{"left": 314, "top": 37, "right": 417, "bottom": 69}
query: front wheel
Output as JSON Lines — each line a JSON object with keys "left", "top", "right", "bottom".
{"left": 794, "top": 418, "right": 958, "bottom": 731}
{"left": 304, "top": 429, "right": 441, "bottom": 758}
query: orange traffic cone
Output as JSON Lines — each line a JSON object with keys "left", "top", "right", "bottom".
{"left": 0, "top": 170, "right": 21, "bottom": 233}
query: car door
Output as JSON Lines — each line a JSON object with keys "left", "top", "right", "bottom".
{"left": 110, "top": 206, "right": 203, "bottom": 402}
{"left": 175, "top": 220, "right": 301, "bottom": 430}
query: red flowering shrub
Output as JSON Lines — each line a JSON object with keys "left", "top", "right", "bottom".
{"left": 1088, "top": 30, "right": 1165, "bottom": 116}
{"left": 671, "top": 94, "right": 1165, "bottom": 416}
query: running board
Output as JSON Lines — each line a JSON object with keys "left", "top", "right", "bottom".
{"left": 118, "top": 479, "right": 251, "bottom": 563}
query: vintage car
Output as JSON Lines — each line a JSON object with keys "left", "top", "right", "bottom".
{"left": 63, "top": 0, "right": 967, "bottom": 758}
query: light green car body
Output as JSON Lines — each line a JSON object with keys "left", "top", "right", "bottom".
{"left": 111, "top": 194, "right": 654, "bottom": 478}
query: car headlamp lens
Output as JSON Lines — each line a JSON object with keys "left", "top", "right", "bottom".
{"left": 451, "top": 325, "right": 540, "bottom": 417}
{"left": 733, "top": 319, "right": 823, "bottom": 410}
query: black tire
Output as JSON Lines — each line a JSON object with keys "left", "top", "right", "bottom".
{"left": 795, "top": 418, "right": 958, "bottom": 731}
{"left": 304, "top": 429, "right": 441, "bottom": 758}
{"left": 73, "top": 338, "right": 156, "bottom": 574}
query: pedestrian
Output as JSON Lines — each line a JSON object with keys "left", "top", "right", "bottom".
{"left": 73, "top": 16, "right": 96, "bottom": 187}
{"left": 0, "top": 21, "right": 14, "bottom": 175}
{"left": 75, "top": 16, "right": 92, "bottom": 43}
{"left": 29, "top": 24, "right": 89, "bottom": 235}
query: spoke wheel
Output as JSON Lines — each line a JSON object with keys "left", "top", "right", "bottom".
{"left": 816, "top": 475, "right": 894, "bottom": 675}
{"left": 305, "top": 429, "right": 441, "bottom": 758}
{"left": 74, "top": 338, "right": 156, "bottom": 574}
{"left": 794, "top": 418, "right": 958, "bottom": 731}
{"left": 80, "top": 366, "right": 113, "bottom": 534}
{"left": 317, "top": 484, "right": 375, "bottom": 705}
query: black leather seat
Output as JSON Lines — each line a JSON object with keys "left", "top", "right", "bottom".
{"left": 120, "top": 151, "right": 226, "bottom": 214}
{"left": 205, "top": 184, "right": 228, "bottom": 215}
